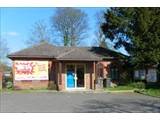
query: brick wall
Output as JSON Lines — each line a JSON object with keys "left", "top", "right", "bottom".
{"left": 0, "top": 72, "right": 2, "bottom": 89}
{"left": 97, "top": 61, "right": 111, "bottom": 78}
{"left": 14, "top": 80, "right": 49, "bottom": 89}
{"left": 12, "top": 59, "right": 118, "bottom": 90}
{"left": 97, "top": 60, "right": 125, "bottom": 85}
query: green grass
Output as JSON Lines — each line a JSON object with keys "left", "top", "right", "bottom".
{"left": 138, "top": 88, "right": 160, "bottom": 97}
{"left": 105, "top": 84, "right": 160, "bottom": 97}
{"left": 1, "top": 88, "right": 57, "bottom": 93}
{"left": 106, "top": 85, "right": 134, "bottom": 91}
{"left": 146, "top": 89, "right": 160, "bottom": 97}
{"left": 135, "top": 84, "right": 160, "bottom": 97}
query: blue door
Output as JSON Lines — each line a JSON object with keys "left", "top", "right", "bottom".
{"left": 67, "top": 71, "right": 75, "bottom": 88}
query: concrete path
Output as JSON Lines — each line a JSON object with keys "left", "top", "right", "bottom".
{"left": 0, "top": 92, "right": 160, "bottom": 113}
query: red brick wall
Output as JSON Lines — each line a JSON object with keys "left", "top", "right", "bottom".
{"left": 0, "top": 72, "right": 2, "bottom": 89}
{"left": 97, "top": 60, "right": 124, "bottom": 84}
{"left": 0, "top": 72, "right": 2, "bottom": 81}
{"left": 11, "top": 59, "right": 122, "bottom": 90}
{"left": 97, "top": 61, "right": 111, "bottom": 78}
{"left": 14, "top": 80, "right": 49, "bottom": 89}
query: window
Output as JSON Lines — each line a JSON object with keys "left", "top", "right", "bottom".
{"left": 139, "top": 70, "right": 145, "bottom": 80}
{"left": 110, "top": 67, "right": 119, "bottom": 80}
{"left": 134, "top": 69, "right": 145, "bottom": 80}
{"left": 147, "top": 69, "right": 157, "bottom": 82}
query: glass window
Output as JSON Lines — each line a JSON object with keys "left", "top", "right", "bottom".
{"left": 110, "top": 68, "right": 119, "bottom": 80}
{"left": 139, "top": 70, "right": 145, "bottom": 80}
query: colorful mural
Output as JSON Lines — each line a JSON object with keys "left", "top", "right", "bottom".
{"left": 14, "top": 61, "right": 48, "bottom": 80}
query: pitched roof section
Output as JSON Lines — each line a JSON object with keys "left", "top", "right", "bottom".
{"left": 8, "top": 42, "right": 70, "bottom": 59}
{"left": 8, "top": 42, "right": 125, "bottom": 61}
{"left": 56, "top": 47, "right": 101, "bottom": 61}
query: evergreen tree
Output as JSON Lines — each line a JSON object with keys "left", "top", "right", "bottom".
{"left": 101, "top": 8, "right": 160, "bottom": 78}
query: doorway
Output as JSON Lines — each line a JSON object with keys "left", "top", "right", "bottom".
{"left": 66, "top": 64, "right": 85, "bottom": 89}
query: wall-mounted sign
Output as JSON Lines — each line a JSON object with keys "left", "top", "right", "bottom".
{"left": 14, "top": 61, "right": 48, "bottom": 80}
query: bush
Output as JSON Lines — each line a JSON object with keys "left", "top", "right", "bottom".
{"left": 6, "top": 81, "right": 13, "bottom": 89}
{"left": 3, "top": 76, "right": 13, "bottom": 88}
{"left": 129, "top": 82, "right": 146, "bottom": 89}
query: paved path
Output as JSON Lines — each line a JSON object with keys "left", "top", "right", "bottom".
{"left": 0, "top": 92, "right": 160, "bottom": 113}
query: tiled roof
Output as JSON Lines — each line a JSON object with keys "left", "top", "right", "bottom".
{"left": 8, "top": 42, "right": 125, "bottom": 61}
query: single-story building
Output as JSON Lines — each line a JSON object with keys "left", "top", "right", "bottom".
{"left": 8, "top": 42, "right": 125, "bottom": 91}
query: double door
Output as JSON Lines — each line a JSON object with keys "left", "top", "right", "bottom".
{"left": 66, "top": 64, "right": 85, "bottom": 89}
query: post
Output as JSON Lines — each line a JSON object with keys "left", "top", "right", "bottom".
{"left": 58, "top": 62, "right": 62, "bottom": 90}
{"left": 93, "top": 61, "right": 96, "bottom": 90}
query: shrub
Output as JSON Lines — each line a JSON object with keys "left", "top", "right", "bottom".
{"left": 129, "top": 82, "right": 146, "bottom": 89}
{"left": 3, "top": 76, "right": 13, "bottom": 88}
{"left": 6, "top": 81, "right": 13, "bottom": 89}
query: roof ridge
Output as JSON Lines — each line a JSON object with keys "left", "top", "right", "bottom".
{"left": 56, "top": 47, "right": 77, "bottom": 59}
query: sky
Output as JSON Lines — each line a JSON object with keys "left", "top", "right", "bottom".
{"left": 0, "top": 7, "right": 127, "bottom": 55}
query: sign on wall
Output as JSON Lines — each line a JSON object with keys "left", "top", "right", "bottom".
{"left": 14, "top": 61, "right": 48, "bottom": 80}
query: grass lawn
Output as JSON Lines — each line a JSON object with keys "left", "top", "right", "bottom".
{"left": 145, "top": 89, "right": 160, "bottom": 97}
{"left": 106, "top": 85, "right": 134, "bottom": 91}
{"left": 105, "top": 84, "right": 160, "bottom": 98}
{"left": 137, "top": 88, "right": 160, "bottom": 97}
{"left": 1, "top": 88, "right": 57, "bottom": 93}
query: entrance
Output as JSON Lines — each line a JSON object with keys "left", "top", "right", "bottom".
{"left": 66, "top": 64, "right": 85, "bottom": 89}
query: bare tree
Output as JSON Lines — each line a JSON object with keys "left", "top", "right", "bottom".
{"left": 27, "top": 20, "right": 53, "bottom": 46}
{"left": 51, "top": 8, "right": 88, "bottom": 46}
{"left": 93, "top": 11, "right": 108, "bottom": 48}
{"left": 0, "top": 37, "right": 9, "bottom": 64}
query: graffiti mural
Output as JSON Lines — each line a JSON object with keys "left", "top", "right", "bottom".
{"left": 14, "top": 61, "right": 48, "bottom": 80}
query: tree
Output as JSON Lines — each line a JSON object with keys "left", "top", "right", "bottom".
{"left": 93, "top": 11, "right": 108, "bottom": 48}
{"left": 0, "top": 37, "right": 10, "bottom": 71}
{"left": 27, "top": 20, "right": 52, "bottom": 46}
{"left": 101, "top": 8, "right": 160, "bottom": 79}
{"left": 0, "top": 62, "right": 11, "bottom": 72}
{"left": 51, "top": 8, "right": 88, "bottom": 46}
{"left": 0, "top": 37, "right": 9, "bottom": 64}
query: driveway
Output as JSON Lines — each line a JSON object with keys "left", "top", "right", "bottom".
{"left": 0, "top": 92, "right": 160, "bottom": 113}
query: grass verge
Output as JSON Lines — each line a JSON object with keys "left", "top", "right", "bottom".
{"left": 1, "top": 88, "right": 57, "bottom": 93}
{"left": 135, "top": 88, "right": 160, "bottom": 98}
{"left": 105, "top": 84, "right": 160, "bottom": 98}
{"left": 106, "top": 85, "right": 134, "bottom": 91}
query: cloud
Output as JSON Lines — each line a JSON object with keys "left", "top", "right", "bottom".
{"left": 7, "top": 32, "right": 19, "bottom": 36}
{"left": 1, "top": 31, "right": 20, "bottom": 37}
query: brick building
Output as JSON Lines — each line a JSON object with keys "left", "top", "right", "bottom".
{"left": 0, "top": 71, "right": 2, "bottom": 89}
{"left": 8, "top": 42, "right": 125, "bottom": 91}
